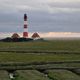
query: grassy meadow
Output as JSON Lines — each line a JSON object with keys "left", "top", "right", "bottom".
{"left": 0, "top": 40, "right": 80, "bottom": 51}
{"left": 0, "top": 40, "right": 80, "bottom": 80}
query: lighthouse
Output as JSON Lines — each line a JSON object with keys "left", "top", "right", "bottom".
{"left": 23, "top": 14, "right": 28, "bottom": 38}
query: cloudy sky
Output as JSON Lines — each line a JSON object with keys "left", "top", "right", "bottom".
{"left": 0, "top": 0, "right": 80, "bottom": 33}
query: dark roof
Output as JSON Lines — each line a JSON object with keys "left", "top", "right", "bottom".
{"left": 11, "top": 33, "right": 20, "bottom": 38}
{"left": 31, "top": 33, "right": 40, "bottom": 38}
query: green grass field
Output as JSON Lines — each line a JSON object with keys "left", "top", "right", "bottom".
{"left": 0, "top": 40, "right": 80, "bottom": 80}
{"left": 0, "top": 70, "right": 10, "bottom": 80}
{"left": 48, "top": 70, "right": 80, "bottom": 80}
{"left": 15, "top": 70, "right": 50, "bottom": 80}
{"left": 0, "top": 40, "right": 80, "bottom": 51}
{"left": 0, "top": 52, "right": 79, "bottom": 62}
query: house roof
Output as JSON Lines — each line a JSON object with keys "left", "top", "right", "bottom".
{"left": 31, "top": 33, "right": 40, "bottom": 38}
{"left": 11, "top": 33, "right": 20, "bottom": 38}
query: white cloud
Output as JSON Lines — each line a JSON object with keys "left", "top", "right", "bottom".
{"left": 52, "top": 0, "right": 80, "bottom": 3}
{"left": 0, "top": 0, "right": 80, "bottom": 13}
{"left": 39, "top": 32, "right": 80, "bottom": 38}
{"left": 1, "top": 32, "right": 80, "bottom": 38}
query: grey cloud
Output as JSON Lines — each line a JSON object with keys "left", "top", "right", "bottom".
{"left": 0, "top": 10, "right": 80, "bottom": 32}
{"left": 49, "top": 2, "right": 80, "bottom": 8}
{"left": 0, "top": 0, "right": 80, "bottom": 32}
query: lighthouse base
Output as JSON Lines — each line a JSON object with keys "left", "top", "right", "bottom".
{"left": 23, "top": 32, "right": 28, "bottom": 38}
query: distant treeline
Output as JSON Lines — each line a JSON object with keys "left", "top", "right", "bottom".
{"left": 0, "top": 37, "right": 33, "bottom": 42}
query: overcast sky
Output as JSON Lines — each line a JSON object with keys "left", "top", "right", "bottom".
{"left": 0, "top": 0, "right": 80, "bottom": 32}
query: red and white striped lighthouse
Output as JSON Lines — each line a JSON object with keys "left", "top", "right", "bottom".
{"left": 23, "top": 14, "right": 28, "bottom": 38}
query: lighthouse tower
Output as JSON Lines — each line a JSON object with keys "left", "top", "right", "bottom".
{"left": 23, "top": 14, "right": 28, "bottom": 38}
